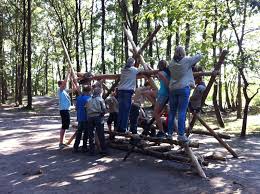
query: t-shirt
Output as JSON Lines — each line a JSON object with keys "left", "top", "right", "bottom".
{"left": 169, "top": 54, "right": 202, "bottom": 90}
{"left": 190, "top": 82, "right": 206, "bottom": 110}
{"left": 118, "top": 67, "right": 140, "bottom": 91}
{"left": 132, "top": 86, "right": 150, "bottom": 106}
{"left": 58, "top": 88, "right": 71, "bottom": 110}
{"left": 158, "top": 71, "right": 170, "bottom": 97}
{"left": 86, "top": 96, "right": 106, "bottom": 117}
{"left": 76, "top": 94, "right": 91, "bottom": 122}
{"left": 105, "top": 96, "right": 119, "bottom": 113}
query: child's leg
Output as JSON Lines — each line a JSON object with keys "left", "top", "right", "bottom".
{"left": 129, "top": 104, "right": 140, "bottom": 134}
{"left": 73, "top": 122, "right": 83, "bottom": 150}
{"left": 82, "top": 121, "right": 89, "bottom": 150}
{"left": 88, "top": 118, "right": 95, "bottom": 153}
{"left": 95, "top": 116, "right": 106, "bottom": 152}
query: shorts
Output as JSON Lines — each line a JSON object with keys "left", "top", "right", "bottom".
{"left": 156, "top": 95, "right": 168, "bottom": 107}
{"left": 60, "top": 110, "right": 70, "bottom": 130}
{"left": 107, "top": 112, "right": 118, "bottom": 127}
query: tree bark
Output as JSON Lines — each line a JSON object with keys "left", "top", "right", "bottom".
{"left": 185, "top": 23, "right": 190, "bottom": 55}
{"left": 224, "top": 63, "right": 232, "bottom": 109}
{"left": 26, "top": 0, "right": 32, "bottom": 109}
{"left": 0, "top": 9, "right": 5, "bottom": 104}
{"left": 78, "top": 0, "right": 88, "bottom": 72}
{"left": 45, "top": 47, "right": 49, "bottom": 95}
{"left": 166, "top": 9, "right": 173, "bottom": 61}
{"left": 213, "top": 84, "right": 225, "bottom": 128}
{"left": 236, "top": 72, "right": 242, "bottom": 118}
{"left": 131, "top": 0, "right": 142, "bottom": 45}
{"left": 75, "top": 0, "right": 80, "bottom": 72}
{"left": 101, "top": 0, "right": 105, "bottom": 74}
{"left": 90, "top": 0, "right": 94, "bottom": 70}
{"left": 18, "top": 0, "right": 27, "bottom": 105}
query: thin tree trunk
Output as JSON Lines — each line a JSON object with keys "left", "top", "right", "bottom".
{"left": 45, "top": 47, "right": 49, "bottom": 95}
{"left": 27, "top": 0, "right": 32, "bottom": 109}
{"left": 185, "top": 23, "right": 190, "bottom": 55}
{"left": 237, "top": 72, "right": 242, "bottom": 118}
{"left": 131, "top": 0, "right": 142, "bottom": 45}
{"left": 0, "top": 10, "right": 5, "bottom": 104}
{"left": 218, "top": 26, "right": 224, "bottom": 111}
{"left": 212, "top": 1, "right": 224, "bottom": 126}
{"left": 101, "top": 0, "right": 105, "bottom": 74}
{"left": 90, "top": 0, "right": 94, "bottom": 70}
{"left": 146, "top": 0, "right": 153, "bottom": 67}
{"left": 175, "top": 20, "right": 180, "bottom": 46}
{"left": 166, "top": 9, "right": 173, "bottom": 61}
{"left": 224, "top": 63, "right": 231, "bottom": 109}
{"left": 213, "top": 84, "right": 225, "bottom": 128}
{"left": 75, "top": 0, "right": 80, "bottom": 72}
{"left": 18, "top": 0, "right": 27, "bottom": 105}
{"left": 78, "top": 0, "right": 88, "bottom": 71}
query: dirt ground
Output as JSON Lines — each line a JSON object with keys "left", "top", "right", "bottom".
{"left": 0, "top": 96, "right": 260, "bottom": 194}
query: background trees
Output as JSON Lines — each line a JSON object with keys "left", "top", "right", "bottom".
{"left": 0, "top": 0, "right": 259, "bottom": 135}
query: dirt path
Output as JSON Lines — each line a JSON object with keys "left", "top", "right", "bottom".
{"left": 0, "top": 96, "right": 260, "bottom": 194}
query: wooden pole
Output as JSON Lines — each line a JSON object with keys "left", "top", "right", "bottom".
{"left": 194, "top": 112, "right": 238, "bottom": 158}
{"left": 183, "top": 145, "right": 207, "bottom": 178}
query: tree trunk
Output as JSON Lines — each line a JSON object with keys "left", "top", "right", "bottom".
{"left": 0, "top": 10, "right": 5, "bottom": 104}
{"left": 101, "top": 0, "right": 105, "bottom": 74}
{"left": 90, "top": 0, "right": 94, "bottom": 70}
{"left": 236, "top": 72, "right": 242, "bottom": 118}
{"left": 18, "top": 0, "right": 27, "bottom": 105}
{"left": 78, "top": 0, "right": 88, "bottom": 72}
{"left": 240, "top": 102, "right": 249, "bottom": 137}
{"left": 224, "top": 63, "right": 231, "bottom": 109}
{"left": 131, "top": 0, "right": 142, "bottom": 45}
{"left": 185, "top": 23, "right": 190, "bottom": 55}
{"left": 166, "top": 9, "right": 173, "bottom": 61}
{"left": 218, "top": 27, "right": 224, "bottom": 111}
{"left": 212, "top": 2, "right": 224, "bottom": 126}
{"left": 26, "top": 0, "right": 32, "bottom": 109}
{"left": 213, "top": 84, "right": 225, "bottom": 128}
{"left": 75, "top": 0, "right": 80, "bottom": 72}
{"left": 146, "top": 0, "right": 153, "bottom": 67}
{"left": 45, "top": 47, "right": 49, "bottom": 95}
{"left": 175, "top": 21, "right": 180, "bottom": 46}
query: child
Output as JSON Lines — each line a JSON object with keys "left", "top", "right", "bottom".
{"left": 189, "top": 76, "right": 206, "bottom": 113}
{"left": 85, "top": 87, "right": 107, "bottom": 156}
{"left": 105, "top": 88, "right": 119, "bottom": 137}
{"left": 73, "top": 85, "right": 92, "bottom": 152}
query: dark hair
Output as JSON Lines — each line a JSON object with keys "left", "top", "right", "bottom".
{"left": 83, "top": 85, "right": 92, "bottom": 93}
{"left": 158, "top": 60, "right": 170, "bottom": 77}
{"left": 58, "top": 80, "right": 63, "bottom": 87}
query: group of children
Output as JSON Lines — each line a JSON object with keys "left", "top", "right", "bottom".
{"left": 57, "top": 45, "right": 206, "bottom": 154}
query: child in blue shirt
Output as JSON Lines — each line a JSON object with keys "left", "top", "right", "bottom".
{"left": 73, "top": 85, "right": 92, "bottom": 152}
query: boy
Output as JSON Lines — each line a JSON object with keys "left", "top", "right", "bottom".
{"left": 105, "top": 88, "right": 119, "bottom": 137}
{"left": 85, "top": 87, "right": 107, "bottom": 156}
{"left": 73, "top": 85, "right": 92, "bottom": 152}
{"left": 57, "top": 68, "right": 71, "bottom": 149}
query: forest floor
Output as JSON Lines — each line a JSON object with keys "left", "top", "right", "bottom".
{"left": 0, "top": 96, "right": 260, "bottom": 194}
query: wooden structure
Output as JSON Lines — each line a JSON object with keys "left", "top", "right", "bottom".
{"left": 61, "top": 21, "right": 237, "bottom": 178}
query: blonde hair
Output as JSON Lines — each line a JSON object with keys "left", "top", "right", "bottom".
{"left": 173, "top": 46, "right": 186, "bottom": 62}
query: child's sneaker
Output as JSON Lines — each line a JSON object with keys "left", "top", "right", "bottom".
{"left": 166, "top": 134, "right": 173, "bottom": 140}
{"left": 177, "top": 135, "right": 190, "bottom": 144}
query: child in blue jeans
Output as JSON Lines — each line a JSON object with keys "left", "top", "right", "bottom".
{"left": 85, "top": 87, "right": 107, "bottom": 156}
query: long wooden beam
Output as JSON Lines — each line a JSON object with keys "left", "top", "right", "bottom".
{"left": 194, "top": 112, "right": 238, "bottom": 158}
{"left": 79, "top": 71, "right": 217, "bottom": 81}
